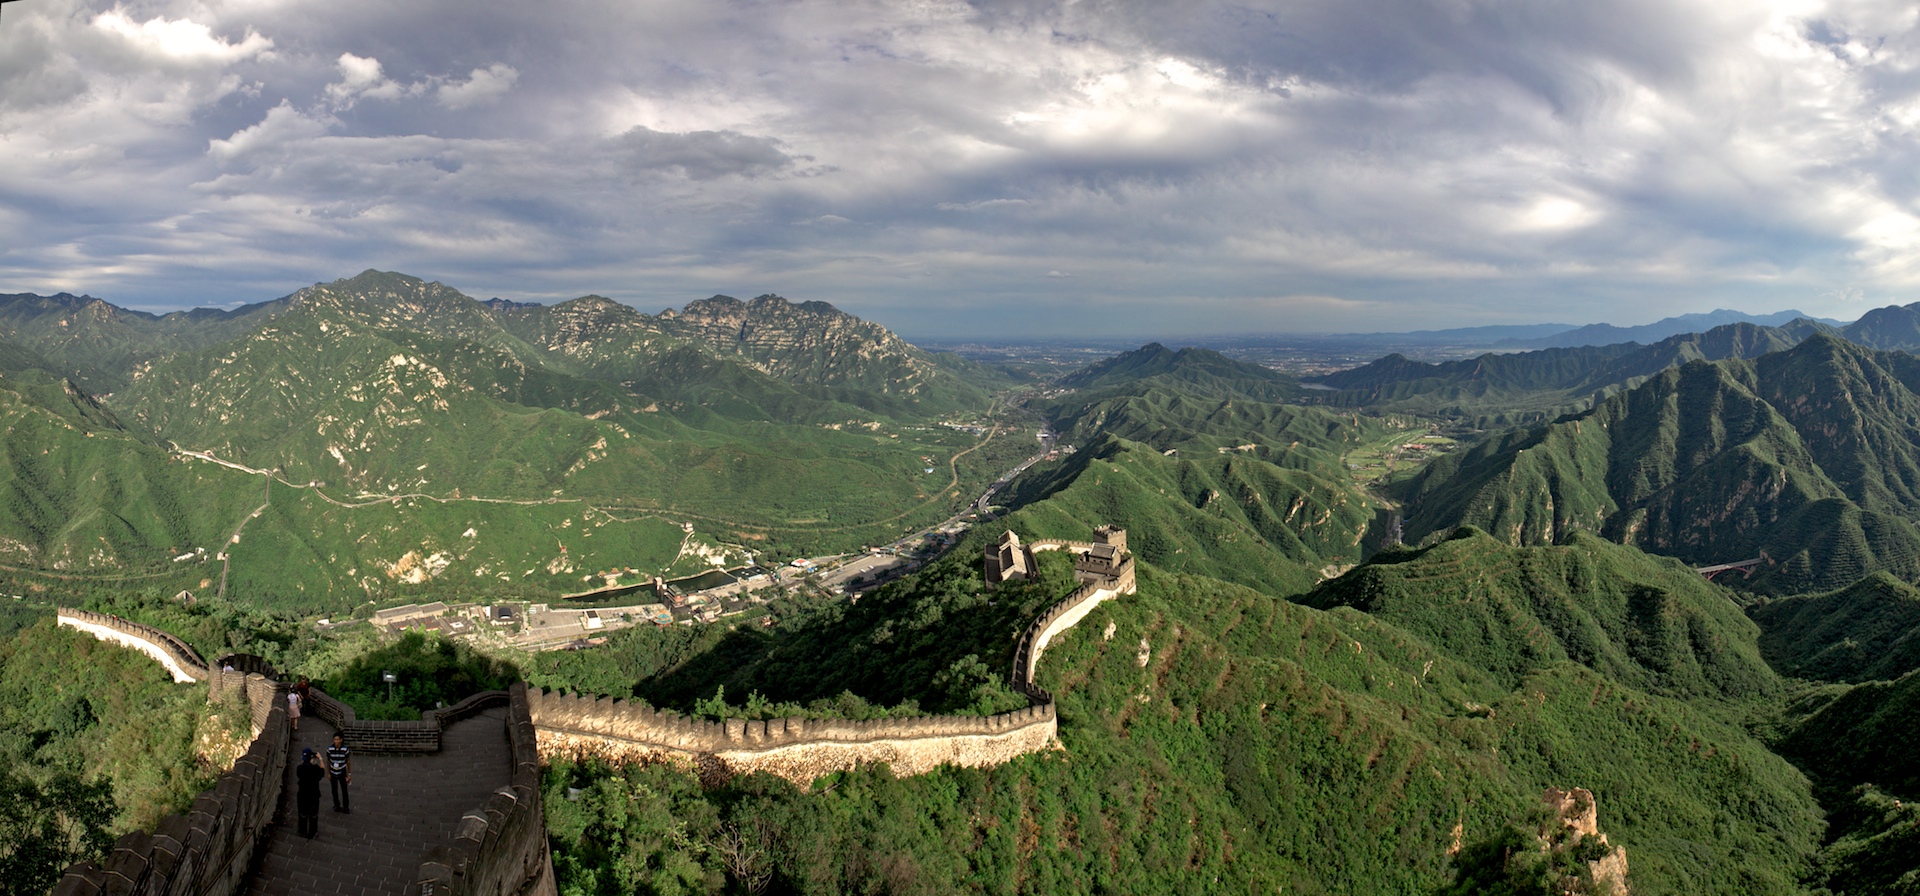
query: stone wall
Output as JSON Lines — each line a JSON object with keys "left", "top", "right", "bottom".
{"left": 53, "top": 673, "right": 287, "bottom": 896}
{"left": 415, "top": 684, "right": 557, "bottom": 896}
{"left": 1010, "top": 557, "right": 1137, "bottom": 697}
{"left": 533, "top": 548, "right": 1134, "bottom": 787}
{"left": 57, "top": 608, "right": 211, "bottom": 683}
{"left": 531, "top": 690, "right": 1057, "bottom": 785}
{"left": 301, "top": 687, "right": 510, "bottom": 753}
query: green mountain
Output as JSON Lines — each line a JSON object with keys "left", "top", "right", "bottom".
{"left": 1841, "top": 300, "right": 1920, "bottom": 352}
{"left": 1309, "top": 321, "right": 1813, "bottom": 424}
{"left": 0, "top": 272, "right": 1030, "bottom": 611}
{"left": 490, "top": 290, "right": 992, "bottom": 421}
{"left": 1007, "top": 343, "right": 1400, "bottom": 593}
{"left": 1751, "top": 572, "right": 1920, "bottom": 684}
{"left": 530, "top": 528, "right": 1823, "bottom": 895}
{"left": 1398, "top": 334, "right": 1920, "bottom": 592}
{"left": 999, "top": 435, "right": 1377, "bottom": 594}
{"left": 1303, "top": 527, "right": 1777, "bottom": 700}
{"left": 0, "top": 291, "right": 289, "bottom": 394}
{"left": 1777, "top": 669, "right": 1920, "bottom": 799}
{"left": 1055, "top": 342, "right": 1299, "bottom": 403}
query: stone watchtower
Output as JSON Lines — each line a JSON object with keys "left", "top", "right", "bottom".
{"left": 1072, "top": 526, "right": 1129, "bottom": 585}
{"left": 985, "top": 530, "right": 1035, "bottom": 587}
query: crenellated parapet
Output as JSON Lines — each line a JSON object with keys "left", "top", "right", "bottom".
{"left": 52, "top": 673, "right": 286, "bottom": 896}
{"left": 1009, "top": 556, "right": 1135, "bottom": 700}
{"left": 528, "top": 687, "right": 1058, "bottom": 784}
{"left": 300, "top": 685, "right": 512, "bottom": 753}
{"left": 57, "top": 608, "right": 211, "bottom": 683}
{"left": 415, "top": 683, "right": 557, "bottom": 896}
{"left": 535, "top": 525, "right": 1135, "bottom": 787}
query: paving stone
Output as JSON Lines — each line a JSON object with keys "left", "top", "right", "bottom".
{"left": 243, "top": 709, "right": 511, "bottom": 896}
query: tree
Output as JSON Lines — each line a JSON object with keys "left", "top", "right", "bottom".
{"left": 0, "top": 769, "right": 116, "bottom": 896}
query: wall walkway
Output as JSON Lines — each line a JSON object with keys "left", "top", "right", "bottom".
{"left": 53, "top": 617, "right": 553, "bottom": 896}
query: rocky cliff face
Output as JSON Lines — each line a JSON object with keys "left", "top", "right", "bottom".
{"left": 1541, "top": 787, "right": 1631, "bottom": 896}
{"left": 659, "top": 294, "right": 945, "bottom": 396}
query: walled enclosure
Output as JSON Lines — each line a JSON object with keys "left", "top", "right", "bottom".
{"left": 534, "top": 531, "right": 1136, "bottom": 786}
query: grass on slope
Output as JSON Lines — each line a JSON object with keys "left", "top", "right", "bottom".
{"left": 1000, "top": 436, "right": 1377, "bottom": 596}
{"left": 1749, "top": 572, "right": 1920, "bottom": 684}
{"left": 532, "top": 541, "right": 1821, "bottom": 895}
{"left": 1302, "top": 527, "right": 1778, "bottom": 702}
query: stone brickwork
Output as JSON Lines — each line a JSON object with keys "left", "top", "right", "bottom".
{"left": 531, "top": 691, "right": 1057, "bottom": 785}
{"left": 415, "top": 684, "right": 557, "bottom": 896}
{"left": 53, "top": 673, "right": 286, "bottom": 896}
{"left": 58, "top": 608, "right": 211, "bottom": 683}
{"left": 533, "top": 525, "right": 1135, "bottom": 787}
{"left": 300, "top": 686, "right": 510, "bottom": 753}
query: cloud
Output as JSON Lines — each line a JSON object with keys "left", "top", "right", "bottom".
{"left": 616, "top": 125, "right": 797, "bottom": 179}
{"left": 11, "top": 0, "right": 1920, "bottom": 337}
{"left": 437, "top": 63, "right": 519, "bottom": 109}
{"left": 90, "top": 9, "right": 273, "bottom": 64}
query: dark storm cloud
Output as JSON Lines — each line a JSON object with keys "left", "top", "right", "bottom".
{"left": 3, "top": 0, "right": 1920, "bottom": 337}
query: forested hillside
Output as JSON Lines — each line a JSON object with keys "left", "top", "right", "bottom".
{"left": 1398, "top": 334, "right": 1920, "bottom": 592}
{"left": 13, "top": 281, "right": 1920, "bottom": 894}
{"left": 0, "top": 272, "right": 1028, "bottom": 612}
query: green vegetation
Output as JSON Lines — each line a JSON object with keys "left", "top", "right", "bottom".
{"left": 1776, "top": 669, "right": 1920, "bottom": 799}
{"left": 1750, "top": 572, "right": 1920, "bottom": 683}
{"left": 1806, "top": 785, "right": 1920, "bottom": 896}
{"left": 1303, "top": 528, "right": 1776, "bottom": 700}
{"left": 0, "top": 767, "right": 115, "bottom": 896}
{"left": 0, "top": 272, "right": 1042, "bottom": 613}
{"left": 22, "top": 282, "right": 1920, "bottom": 892}
{"left": 538, "top": 535, "right": 1825, "bottom": 895}
{"left": 1398, "top": 335, "right": 1920, "bottom": 593}
{"left": 302, "top": 629, "right": 521, "bottom": 719}
{"left": 0, "top": 620, "right": 239, "bottom": 837}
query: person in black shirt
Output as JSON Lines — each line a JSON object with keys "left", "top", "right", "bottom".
{"left": 295, "top": 748, "right": 324, "bottom": 838}
{"left": 326, "top": 734, "right": 352, "bottom": 813}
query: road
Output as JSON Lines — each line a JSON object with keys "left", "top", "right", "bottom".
{"left": 792, "top": 427, "right": 1063, "bottom": 593}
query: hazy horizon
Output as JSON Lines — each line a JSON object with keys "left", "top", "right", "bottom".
{"left": 6, "top": 1, "right": 1920, "bottom": 337}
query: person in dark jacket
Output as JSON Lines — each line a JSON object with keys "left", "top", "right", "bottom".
{"left": 295, "top": 748, "right": 324, "bottom": 838}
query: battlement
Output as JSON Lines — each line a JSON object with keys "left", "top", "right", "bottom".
{"left": 414, "top": 683, "right": 556, "bottom": 896}
{"left": 57, "top": 608, "right": 211, "bottom": 683}
{"left": 53, "top": 672, "right": 285, "bottom": 896}
{"left": 538, "top": 525, "right": 1135, "bottom": 786}
{"left": 300, "top": 685, "right": 512, "bottom": 753}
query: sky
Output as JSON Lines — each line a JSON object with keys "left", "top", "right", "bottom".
{"left": 4, "top": 0, "right": 1920, "bottom": 339}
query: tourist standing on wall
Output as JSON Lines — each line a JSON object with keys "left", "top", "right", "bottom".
{"left": 287, "top": 688, "right": 302, "bottom": 731}
{"left": 295, "top": 676, "right": 312, "bottom": 708}
{"left": 326, "top": 734, "right": 351, "bottom": 813}
{"left": 295, "top": 749, "right": 324, "bottom": 838}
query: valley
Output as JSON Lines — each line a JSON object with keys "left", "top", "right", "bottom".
{"left": 11, "top": 278, "right": 1920, "bottom": 895}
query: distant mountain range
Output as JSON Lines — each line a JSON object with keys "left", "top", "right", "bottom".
{"left": 1396, "top": 333, "right": 1920, "bottom": 592}
{"left": 0, "top": 271, "right": 1016, "bottom": 608}
{"left": 1309, "top": 308, "right": 1848, "bottom": 348}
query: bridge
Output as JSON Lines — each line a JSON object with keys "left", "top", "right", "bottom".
{"left": 1693, "top": 551, "right": 1770, "bottom": 581}
{"left": 50, "top": 524, "right": 1138, "bottom": 895}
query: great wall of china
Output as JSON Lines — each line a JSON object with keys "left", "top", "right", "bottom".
{"left": 48, "top": 526, "right": 1135, "bottom": 896}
